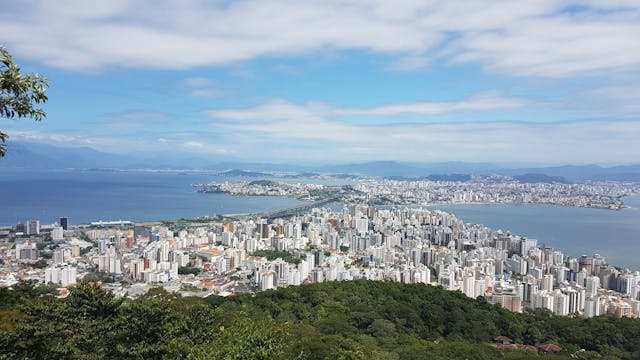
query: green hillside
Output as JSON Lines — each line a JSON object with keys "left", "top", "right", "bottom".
{"left": 1, "top": 280, "right": 639, "bottom": 359}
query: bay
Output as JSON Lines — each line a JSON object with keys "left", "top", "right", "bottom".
{"left": 2, "top": 169, "right": 639, "bottom": 271}
{"left": 428, "top": 196, "right": 640, "bottom": 271}
{"left": 0, "top": 169, "right": 305, "bottom": 225}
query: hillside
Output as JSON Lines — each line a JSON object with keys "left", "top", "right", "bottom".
{"left": 0, "top": 141, "right": 131, "bottom": 169}
{"left": 1, "top": 280, "right": 640, "bottom": 359}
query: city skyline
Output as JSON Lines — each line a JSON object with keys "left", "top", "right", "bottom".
{"left": 1, "top": 1, "right": 640, "bottom": 164}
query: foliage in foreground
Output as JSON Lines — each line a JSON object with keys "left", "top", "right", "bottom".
{"left": 1, "top": 280, "right": 640, "bottom": 359}
{"left": 0, "top": 45, "right": 48, "bottom": 157}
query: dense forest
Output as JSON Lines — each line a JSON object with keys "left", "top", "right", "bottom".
{"left": 1, "top": 280, "right": 640, "bottom": 359}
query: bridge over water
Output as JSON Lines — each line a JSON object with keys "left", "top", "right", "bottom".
{"left": 263, "top": 198, "right": 338, "bottom": 220}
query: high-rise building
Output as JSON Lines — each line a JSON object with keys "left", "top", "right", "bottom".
{"left": 599, "top": 266, "right": 619, "bottom": 290}
{"left": 617, "top": 274, "right": 635, "bottom": 295}
{"left": 355, "top": 217, "right": 368, "bottom": 235}
{"left": 522, "top": 281, "right": 538, "bottom": 303}
{"left": 562, "top": 287, "right": 580, "bottom": 314}
{"left": 586, "top": 276, "right": 600, "bottom": 297}
{"left": 312, "top": 267, "right": 324, "bottom": 283}
{"left": 15, "top": 223, "right": 26, "bottom": 234}
{"left": 552, "top": 251, "right": 564, "bottom": 265}
{"left": 272, "top": 259, "right": 289, "bottom": 286}
{"left": 541, "top": 274, "right": 554, "bottom": 292}
{"left": 45, "top": 267, "right": 60, "bottom": 284}
{"left": 553, "top": 290, "right": 569, "bottom": 315}
{"left": 217, "top": 257, "right": 228, "bottom": 275}
{"left": 15, "top": 242, "right": 37, "bottom": 260}
{"left": 51, "top": 226, "right": 64, "bottom": 241}
{"left": 584, "top": 297, "right": 600, "bottom": 318}
{"left": 59, "top": 217, "right": 69, "bottom": 231}
{"left": 45, "top": 266, "right": 77, "bottom": 286}
{"left": 259, "top": 223, "right": 270, "bottom": 239}
{"left": 576, "top": 268, "right": 588, "bottom": 287}
{"left": 26, "top": 220, "right": 40, "bottom": 235}
{"left": 579, "top": 255, "right": 594, "bottom": 275}
{"left": 259, "top": 271, "right": 275, "bottom": 290}
{"left": 462, "top": 273, "right": 476, "bottom": 298}
{"left": 72, "top": 244, "right": 81, "bottom": 257}
{"left": 53, "top": 248, "right": 65, "bottom": 264}
{"left": 61, "top": 267, "right": 77, "bottom": 286}
{"left": 519, "top": 238, "right": 537, "bottom": 256}
{"left": 552, "top": 266, "right": 568, "bottom": 285}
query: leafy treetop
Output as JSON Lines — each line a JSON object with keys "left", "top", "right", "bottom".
{"left": 0, "top": 45, "right": 48, "bottom": 157}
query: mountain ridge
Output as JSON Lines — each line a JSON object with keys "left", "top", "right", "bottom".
{"left": 3, "top": 141, "right": 640, "bottom": 181}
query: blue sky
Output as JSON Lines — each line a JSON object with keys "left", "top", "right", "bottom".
{"left": 1, "top": 0, "right": 640, "bottom": 165}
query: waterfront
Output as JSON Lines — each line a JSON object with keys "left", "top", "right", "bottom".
{"left": 429, "top": 195, "right": 640, "bottom": 271}
{"left": 0, "top": 170, "right": 306, "bottom": 225}
{"left": 1, "top": 169, "right": 639, "bottom": 270}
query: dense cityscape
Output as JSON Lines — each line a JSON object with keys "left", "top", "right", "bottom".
{"left": 2, "top": 181, "right": 640, "bottom": 319}
{"left": 198, "top": 176, "right": 640, "bottom": 210}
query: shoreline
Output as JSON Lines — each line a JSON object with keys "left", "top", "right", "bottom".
{"left": 3, "top": 197, "right": 636, "bottom": 228}
{"left": 5, "top": 202, "right": 639, "bottom": 271}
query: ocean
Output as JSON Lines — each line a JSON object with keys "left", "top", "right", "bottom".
{"left": 1, "top": 169, "right": 638, "bottom": 270}
{"left": 0, "top": 169, "right": 305, "bottom": 225}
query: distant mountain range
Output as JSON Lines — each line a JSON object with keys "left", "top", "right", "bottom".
{"left": 0, "top": 141, "right": 130, "bottom": 169}
{"left": 2, "top": 141, "right": 640, "bottom": 182}
{"left": 320, "top": 161, "right": 499, "bottom": 178}
{"left": 495, "top": 164, "right": 640, "bottom": 182}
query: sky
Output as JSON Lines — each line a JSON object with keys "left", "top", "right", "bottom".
{"left": 1, "top": 0, "right": 640, "bottom": 165}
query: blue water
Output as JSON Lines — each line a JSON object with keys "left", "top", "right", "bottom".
{"left": 1, "top": 169, "right": 638, "bottom": 270}
{"left": 0, "top": 170, "right": 305, "bottom": 225}
{"left": 428, "top": 196, "right": 640, "bottom": 271}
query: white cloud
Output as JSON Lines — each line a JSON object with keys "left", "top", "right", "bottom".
{"left": 587, "top": 86, "right": 640, "bottom": 113}
{"left": 9, "top": 130, "right": 81, "bottom": 144}
{"left": 206, "top": 93, "right": 529, "bottom": 147}
{"left": 336, "top": 92, "right": 528, "bottom": 116}
{"left": 7, "top": 130, "right": 129, "bottom": 150}
{"left": 183, "top": 140, "right": 205, "bottom": 149}
{"left": 8, "top": 111, "right": 640, "bottom": 163}
{"left": 453, "top": 17, "right": 640, "bottom": 77}
{"left": 182, "top": 77, "right": 221, "bottom": 97}
{"left": 206, "top": 99, "right": 640, "bottom": 163}
{"left": 209, "top": 92, "right": 528, "bottom": 121}
{"left": 1, "top": 0, "right": 639, "bottom": 77}
{"left": 183, "top": 140, "right": 232, "bottom": 155}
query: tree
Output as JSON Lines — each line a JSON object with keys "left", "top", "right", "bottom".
{"left": 178, "top": 266, "right": 202, "bottom": 275}
{"left": 0, "top": 45, "right": 48, "bottom": 157}
{"left": 31, "top": 259, "right": 48, "bottom": 269}
{"left": 187, "top": 317, "right": 289, "bottom": 360}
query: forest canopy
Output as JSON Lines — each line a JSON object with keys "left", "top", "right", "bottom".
{"left": 1, "top": 280, "right": 639, "bottom": 359}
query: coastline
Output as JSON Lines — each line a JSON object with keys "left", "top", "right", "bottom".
{"left": 65, "top": 194, "right": 640, "bottom": 229}
{"left": 53, "top": 198, "right": 639, "bottom": 271}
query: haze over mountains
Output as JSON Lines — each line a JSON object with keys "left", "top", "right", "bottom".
{"left": 3, "top": 141, "right": 640, "bottom": 182}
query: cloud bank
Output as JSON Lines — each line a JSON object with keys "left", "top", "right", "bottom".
{"left": 206, "top": 98, "right": 640, "bottom": 163}
{"left": 2, "top": 1, "right": 640, "bottom": 77}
